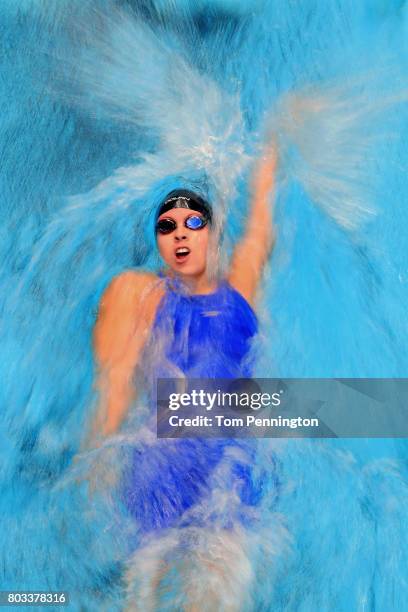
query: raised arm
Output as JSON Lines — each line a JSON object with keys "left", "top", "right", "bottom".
{"left": 90, "top": 271, "right": 162, "bottom": 442}
{"left": 228, "top": 146, "right": 277, "bottom": 306}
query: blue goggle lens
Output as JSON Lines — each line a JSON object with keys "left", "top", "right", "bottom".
{"left": 185, "top": 215, "right": 206, "bottom": 229}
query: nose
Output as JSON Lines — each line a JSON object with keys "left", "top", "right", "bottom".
{"left": 174, "top": 228, "right": 187, "bottom": 241}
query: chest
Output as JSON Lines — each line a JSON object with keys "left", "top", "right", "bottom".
{"left": 151, "top": 290, "right": 258, "bottom": 368}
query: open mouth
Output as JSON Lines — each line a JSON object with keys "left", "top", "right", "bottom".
{"left": 175, "top": 246, "right": 190, "bottom": 262}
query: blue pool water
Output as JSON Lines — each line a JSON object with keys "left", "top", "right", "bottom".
{"left": 1, "top": 1, "right": 408, "bottom": 609}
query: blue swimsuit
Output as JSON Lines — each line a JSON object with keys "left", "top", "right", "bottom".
{"left": 150, "top": 278, "right": 258, "bottom": 378}
{"left": 123, "top": 278, "right": 265, "bottom": 534}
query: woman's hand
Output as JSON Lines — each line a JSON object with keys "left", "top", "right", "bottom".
{"left": 70, "top": 444, "right": 120, "bottom": 497}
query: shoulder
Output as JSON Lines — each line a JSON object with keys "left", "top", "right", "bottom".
{"left": 224, "top": 280, "right": 258, "bottom": 319}
{"left": 94, "top": 271, "right": 164, "bottom": 363}
{"left": 100, "top": 270, "right": 162, "bottom": 308}
{"left": 226, "top": 271, "right": 256, "bottom": 310}
{"left": 103, "top": 270, "right": 157, "bottom": 297}
{"left": 96, "top": 271, "right": 166, "bottom": 330}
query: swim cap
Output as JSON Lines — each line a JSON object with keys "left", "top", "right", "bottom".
{"left": 156, "top": 189, "right": 212, "bottom": 223}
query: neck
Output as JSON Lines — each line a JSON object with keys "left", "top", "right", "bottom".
{"left": 168, "top": 270, "right": 218, "bottom": 295}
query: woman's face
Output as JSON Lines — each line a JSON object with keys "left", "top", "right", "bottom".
{"left": 156, "top": 208, "right": 210, "bottom": 279}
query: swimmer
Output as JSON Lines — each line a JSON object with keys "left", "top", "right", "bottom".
{"left": 91, "top": 146, "right": 277, "bottom": 610}
{"left": 93, "top": 147, "right": 276, "bottom": 436}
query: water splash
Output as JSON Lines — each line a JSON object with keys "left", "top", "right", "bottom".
{"left": 3, "top": 1, "right": 408, "bottom": 609}
{"left": 272, "top": 70, "right": 408, "bottom": 229}
{"left": 53, "top": 8, "right": 250, "bottom": 206}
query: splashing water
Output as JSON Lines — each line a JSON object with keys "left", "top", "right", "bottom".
{"left": 2, "top": 0, "right": 408, "bottom": 609}
{"left": 271, "top": 70, "right": 408, "bottom": 229}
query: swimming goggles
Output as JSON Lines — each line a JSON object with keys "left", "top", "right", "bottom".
{"left": 156, "top": 214, "right": 209, "bottom": 235}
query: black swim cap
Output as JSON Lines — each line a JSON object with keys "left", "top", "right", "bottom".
{"left": 156, "top": 189, "right": 212, "bottom": 223}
